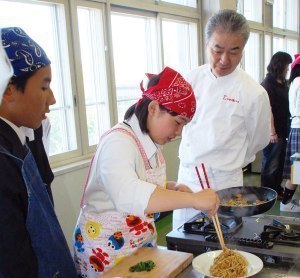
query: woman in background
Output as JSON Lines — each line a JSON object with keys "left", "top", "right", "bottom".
{"left": 281, "top": 54, "right": 300, "bottom": 212}
{"left": 260, "top": 52, "right": 292, "bottom": 198}
{"left": 74, "top": 67, "right": 219, "bottom": 276}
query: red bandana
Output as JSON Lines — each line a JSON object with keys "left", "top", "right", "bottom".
{"left": 139, "top": 67, "right": 196, "bottom": 119}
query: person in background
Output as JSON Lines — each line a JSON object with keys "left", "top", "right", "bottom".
{"left": 0, "top": 27, "right": 76, "bottom": 277}
{"left": 174, "top": 9, "right": 271, "bottom": 228}
{"left": 260, "top": 52, "right": 292, "bottom": 199}
{"left": 280, "top": 54, "right": 300, "bottom": 212}
{"left": 74, "top": 67, "right": 220, "bottom": 276}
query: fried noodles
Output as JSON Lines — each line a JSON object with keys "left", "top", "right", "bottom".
{"left": 209, "top": 249, "right": 248, "bottom": 278}
{"left": 221, "top": 193, "right": 265, "bottom": 207}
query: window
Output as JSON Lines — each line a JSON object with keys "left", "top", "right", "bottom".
{"left": 111, "top": 12, "right": 199, "bottom": 122}
{"left": 0, "top": 0, "right": 201, "bottom": 166}
{"left": 273, "top": 36, "right": 284, "bottom": 54}
{"left": 244, "top": 32, "right": 261, "bottom": 82}
{"left": 264, "top": 34, "right": 272, "bottom": 76}
{"left": 162, "top": 18, "right": 198, "bottom": 74}
{"left": 238, "top": 0, "right": 262, "bottom": 23}
{"left": 286, "top": 39, "right": 298, "bottom": 59}
{"left": 111, "top": 12, "right": 159, "bottom": 122}
{"left": 286, "top": 0, "right": 299, "bottom": 31}
{"left": 273, "top": 0, "right": 299, "bottom": 31}
{"left": 77, "top": 5, "right": 111, "bottom": 147}
{"left": 161, "top": 0, "right": 197, "bottom": 8}
{"left": 273, "top": 0, "right": 284, "bottom": 29}
{"left": 273, "top": 36, "right": 298, "bottom": 59}
{"left": 239, "top": 0, "right": 299, "bottom": 83}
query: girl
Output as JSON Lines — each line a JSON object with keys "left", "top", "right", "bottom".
{"left": 74, "top": 67, "right": 219, "bottom": 276}
{"left": 260, "top": 52, "right": 292, "bottom": 197}
{"left": 281, "top": 54, "right": 300, "bottom": 212}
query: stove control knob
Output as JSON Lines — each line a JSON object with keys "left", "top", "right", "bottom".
{"left": 263, "top": 255, "right": 276, "bottom": 264}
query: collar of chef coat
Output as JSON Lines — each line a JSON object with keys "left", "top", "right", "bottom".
{"left": 0, "top": 116, "right": 26, "bottom": 145}
{"left": 126, "top": 114, "right": 159, "bottom": 165}
{"left": 208, "top": 64, "right": 240, "bottom": 80}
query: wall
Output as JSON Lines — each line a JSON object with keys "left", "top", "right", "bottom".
{"left": 52, "top": 165, "right": 88, "bottom": 251}
{"left": 162, "top": 137, "right": 181, "bottom": 181}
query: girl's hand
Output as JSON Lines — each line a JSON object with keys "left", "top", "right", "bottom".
{"left": 166, "top": 181, "right": 192, "bottom": 192}
{"left": 192, "top": 189, "right": 220, "bottom": 217}
{"left": 174, "top": 183, "right": 193, "bottom": 193}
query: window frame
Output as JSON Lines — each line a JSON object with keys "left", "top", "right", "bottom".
{"left": 74, "top": 0, "right": 114, "bottom": 154}
{"left": 2, "top": 0, "right": 298, "bottom": 169}
{"left": 238, "top": 0, "right": 299, "bottom": 83}
{"left": 158, "top": 13, "right": 201, "bottom": 72}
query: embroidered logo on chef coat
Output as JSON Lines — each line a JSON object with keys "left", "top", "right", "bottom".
{"left": 223, "top": 95, "right": 240, "bottom": 103}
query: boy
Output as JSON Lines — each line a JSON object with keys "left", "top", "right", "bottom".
{"left": 0, "top": 27, "right": 76, "bottom": 277}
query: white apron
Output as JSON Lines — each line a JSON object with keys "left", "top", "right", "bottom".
{"left": 172, "top": 163, "right": 243, "bottom": 229}
{"left": 74, "top": 127, "right": 166, "bottom": 277}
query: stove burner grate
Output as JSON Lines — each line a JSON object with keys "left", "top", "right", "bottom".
{"left": 279, "top": 231, "right": 300, "bottom": 240}
{"left": 183, "top": 213, "right": 243, "bottom": 235}
{"left": 260, "top": 220, "right": 300, "bottom": 247}
{"left": 205, "top": 234, "right": 273, "bottom": 249}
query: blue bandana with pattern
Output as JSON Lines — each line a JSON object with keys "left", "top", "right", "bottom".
{"left": 1, "top": 27, "right": 50, "bottom": 78}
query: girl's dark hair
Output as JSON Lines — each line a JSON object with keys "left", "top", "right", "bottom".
{"left": 289, "top": 64, "right": 300, "bottom": 85}
{"left": 9, "top": 71, "right": 35, "bottom": 91}
{"left": 267, "top": 51, "right": 292, "bottom": 80}
{"left": 124, "top": 72, "right": 178, "bottom": 133}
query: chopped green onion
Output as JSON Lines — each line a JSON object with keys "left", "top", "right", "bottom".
{"left": 129, "top": 260, "right": 156, "bottom": 272}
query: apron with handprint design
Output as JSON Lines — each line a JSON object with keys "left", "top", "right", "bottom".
{"left": 74, "top": 125, "right": 166, "bottom": 277}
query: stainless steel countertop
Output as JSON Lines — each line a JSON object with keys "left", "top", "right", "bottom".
{"left": 177, "top": 263, "right": 300, "bottom": 278}
{"left": 168, "top": 213, "right": 300, "bottom": 277}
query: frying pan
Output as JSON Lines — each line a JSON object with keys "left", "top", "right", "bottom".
{"left": 217, "top": 186, "right": 277, "bottom": 217}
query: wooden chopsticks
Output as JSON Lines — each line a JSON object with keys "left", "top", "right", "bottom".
{"left": 211, "top": 212, "right": 226, "bottom": 250}
{"left": 195, "top": 164, "right": 226, "bottom": 251}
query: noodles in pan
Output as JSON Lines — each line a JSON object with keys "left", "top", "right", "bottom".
{"left": 209, "top": 249, "right": 248, "bottom": 278}
{"left": 221, "top": 193, "right": 266, "bottom": 207}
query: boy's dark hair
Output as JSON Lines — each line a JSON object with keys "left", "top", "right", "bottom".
{"left": 10, "top": 71, "right": 35, "bottom": 91}
{"left": 124, "top": 72, "right": 178, "bottom": 133}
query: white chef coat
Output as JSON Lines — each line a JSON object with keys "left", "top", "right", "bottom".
{"left": 173, "top": 65, "right": 271, "bottom": 228}
{"left": 179, "top": 64, "right": 271, "bottom": 189}
{"left": 82, "top": 114, "right": 159, "bottom": 217}
{"left": 289, "top": 77, "right": 300, "bottom": 128}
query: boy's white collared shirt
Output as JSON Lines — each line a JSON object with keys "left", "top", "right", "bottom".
{"left": 0, "top": 116, "right": 26, "bottom": 145}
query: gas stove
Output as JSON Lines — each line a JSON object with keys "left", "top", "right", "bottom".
{"left": 166, "top": 213, "right": 300, "bottom": 265}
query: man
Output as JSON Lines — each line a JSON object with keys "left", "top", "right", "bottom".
{"left": 173, "top": 10, "right": 271, "bottom": 228}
